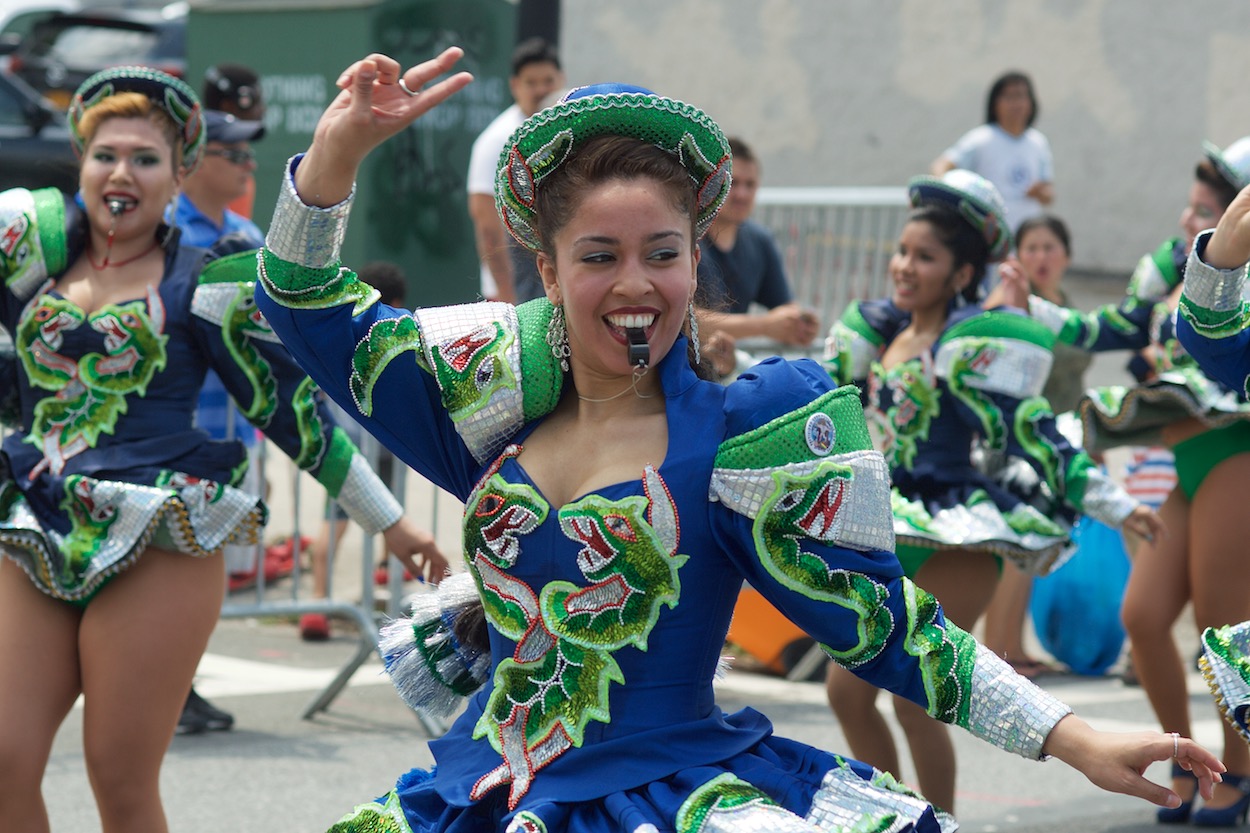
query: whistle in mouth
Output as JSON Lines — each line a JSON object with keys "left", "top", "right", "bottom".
{"left": 107, "top": 199, "right": 125, "bottom": 216}
{"left": 625, "top": 327, "right": 650, "bottom": 368}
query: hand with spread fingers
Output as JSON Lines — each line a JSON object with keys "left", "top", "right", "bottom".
{"left": 295, "top": 49, "right": 473, "bottom": 207}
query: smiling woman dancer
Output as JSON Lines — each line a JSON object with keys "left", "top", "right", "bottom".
{"left": 0, "top": 68, "right": 448, "bottom": 833}
{"left": 821, "top": 170, "right": 1162, "bottom": 815}
{"left": 255, "top": 48, "right": 1222, "bottom": 833}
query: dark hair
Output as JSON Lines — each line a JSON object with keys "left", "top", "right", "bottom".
{"left": 727, "top": 136, "right": 756, "bottom": 166}
{"left": 511, "top": 37, "right": 561, "bottom": 76}
{"left": 1195, "top": 158, "right": 1240, "bottom": 210}
{"left": 907, "top": 205, "right": 990, "bottom": 302}
{"left": 532, "top": 135, "right": 696, "bottom": 255}
{"left": 1015, "top": 214, "right": 1071, "bottom": 257}
{"left": 203, "top": 63, "right": 263, "bottom": 113}
{"left": 532, "top": 135, "right": 714, "bottom": 377}
{"left": 985, "top": 71, "right": 1037, "bottom": 128}
{"left": 359, "top": 261, "right": 407, "bottom": 305}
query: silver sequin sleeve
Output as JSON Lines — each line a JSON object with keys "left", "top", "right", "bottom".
{"left": 333, "top": 453, "right": 404, "bottom": 535}
{"left": 1184, "top": 230, "right": 1248, "bottom": 320}
{"left": 1075, "top": 468, "right": 1138, "bottom": 528}
{"left": 966, "top": 641, "right": 1072, "bottom": 759}
{"left": 265, "top": 156, "right": 355, "bottom": 270}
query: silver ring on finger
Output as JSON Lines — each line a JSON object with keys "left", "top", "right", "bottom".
{"left": 398, "top": 76, "right": 419, "bottom": 97}
{"left": 1170, "top": 731, "right": 1180, "bottom": 759}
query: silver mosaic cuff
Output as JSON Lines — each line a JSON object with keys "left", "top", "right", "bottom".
{"left": 935, "top": 336, "right": 1052, "bottom": 399}
{"left": 265, "top": 155, "right": 355, "bottom": 270}
{"left": 1028, "top": 294, "right": 1072, "bottom": 337}
{"left": 1185, "top": 230, "right": 1248, "bottom": 315}
{"left": 334, "top": 453, "right": 403, "bottom": 534}
{"left": 1078, "top": 469, "right": 1138, "bottom": 528}
{"left": 966, "top": 642, "right": 1071, "bottom": 759}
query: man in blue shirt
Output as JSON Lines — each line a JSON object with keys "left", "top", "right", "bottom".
{"left": 174, "top": 110, "right": 265, "bottom": 248}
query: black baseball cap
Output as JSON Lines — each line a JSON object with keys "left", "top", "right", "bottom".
{"left": 205, "top": 110, "right": 265, "bottom": 144}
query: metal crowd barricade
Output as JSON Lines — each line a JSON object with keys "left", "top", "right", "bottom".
{"left": 749, "top": 186, "right": 909, "bottom": 357}
{"left": 219, "top": 412, "right": 450, "bottom": 735}
{"left": 745, "top": 187, "right": 909, "bottom": 681}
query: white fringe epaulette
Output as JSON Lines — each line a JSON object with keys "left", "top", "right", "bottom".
{"left": 378, "top": 572, "right": 490, "bottom": 717}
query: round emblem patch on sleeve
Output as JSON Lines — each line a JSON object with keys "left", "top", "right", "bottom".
{"left": 805, "top": 412, "right": 835, "bottom": 456}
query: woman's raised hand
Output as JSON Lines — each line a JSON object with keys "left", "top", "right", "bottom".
{"left": 294, "top": 49, "right": 473, "bottom": 207}
{"left": 1202, "top": 182, "right": 1250, "bottom": 270}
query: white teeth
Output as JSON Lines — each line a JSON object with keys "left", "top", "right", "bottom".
{"left": 606, "top": 313, "right": 656, "bottom": 329}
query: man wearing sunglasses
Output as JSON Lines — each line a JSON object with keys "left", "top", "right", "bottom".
{"left": 174, "top": 110, "right": 266, "bottom": 249}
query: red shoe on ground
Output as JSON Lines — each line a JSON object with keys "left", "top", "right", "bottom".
{"left": 299, "top": 613, "right": 331, "bottom": 641}
{"left": 373, "top": 563, "right": 417, "bottom": 586}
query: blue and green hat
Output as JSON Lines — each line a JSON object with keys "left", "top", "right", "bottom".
{"left": 907, "top": 169, "right": 1012, "bottom": 262}
{"left": 68, "top": 66, "right": 205, "bottom": 171}
{"left": 495, "top": 83, "right": 732, "bottom": 253}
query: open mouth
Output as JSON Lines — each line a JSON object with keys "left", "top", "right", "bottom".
{"left": 604, "top": 312, "right": 657, "bottom": 342}
{"left": 103, "top": 194, "right": 138, "bottom": 214}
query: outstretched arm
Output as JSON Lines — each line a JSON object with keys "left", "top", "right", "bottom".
{"left": 1043, "top": 715, "right": 1223, "bottom": 808}
{"left": 294, "top": 50, "right": 473, "bottom": 208}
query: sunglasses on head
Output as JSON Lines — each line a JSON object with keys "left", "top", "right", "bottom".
{"left": 203, "top": 148, "right": 256, "bottom": 165}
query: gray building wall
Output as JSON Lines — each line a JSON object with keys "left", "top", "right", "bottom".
{"left": 562, "top": 0, "right": 1250, "bottom": 275}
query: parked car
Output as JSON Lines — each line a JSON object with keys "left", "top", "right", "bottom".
{"left": 0, "top": 1, "right": 77, "bottom": 59}
{"left": 7, "top": 3, "right": 186, "bottom": 110}
{"left": 0, "top": 67, "right": 77, "bottom": 193}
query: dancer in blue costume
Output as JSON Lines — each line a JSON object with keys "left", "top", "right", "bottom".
{"left": 0, "top": 67, "right": 448, "bottom": 832}
{"left": 1020, "top": 137, "right": 1250, "bottom": 825}
{"left": 255, "top": 48, "right": 1222, "bottom": 833}
{"left": 821, "top": 170, "right": 1162, "bottom": 815}
{"left": 1177, "top": 163, "right": 1250, "bottom": 824}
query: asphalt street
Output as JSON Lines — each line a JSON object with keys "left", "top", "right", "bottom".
{"left": 41, "top": 609, "right": 1219, "bottom": 833}
{"left": 40, "top": 273, "right": 1205, "bottom": 832}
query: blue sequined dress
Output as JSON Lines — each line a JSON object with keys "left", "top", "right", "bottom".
{"left": 256, "top": 160, "right": 1076, "bottom": 833}
{"left": 0, "top": 187, "right": 402, "bottom": 604}
{"left": 823, "top": 299, "right": 1136, "bottom": 576}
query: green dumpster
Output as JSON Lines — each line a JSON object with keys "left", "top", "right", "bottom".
{"left": 187, "top": 0, "right": 516, "bottom": 306}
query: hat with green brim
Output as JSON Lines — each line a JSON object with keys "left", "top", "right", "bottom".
{"left": 1203, "top": 137, "right": 1250, "bottom": 193}
{"left": 68, "top": 66, "right": 205, "bottom": 172}
{"left": 495, "top": 83, "right": 732, "bottom": 253}
{"left": 907, "top": 169, "right": 1012, "bottom": 262}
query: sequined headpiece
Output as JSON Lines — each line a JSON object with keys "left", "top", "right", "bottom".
{"left": 68, "top": 66, "right": 205, "bottom": 171}
{"left": 1203, "top": 137, "right": 1250, "bottom": 193}
{"left": 907, "top": 170, "right": 1012, "bottom": 262}
{"left": 495, "top": 83, "right": 732, "bottom": 253}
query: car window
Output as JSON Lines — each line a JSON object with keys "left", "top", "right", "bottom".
{"left": 36, "top": 25, "right": 159, "bottom": 70}
{"left": 1, "top": 10, "right": 63, "bottom": 40}
{"left": 0, "top": 80, "right": 26, "bottom": 127}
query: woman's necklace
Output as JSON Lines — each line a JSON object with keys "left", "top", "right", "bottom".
{"left": 87, "top": 239, "right": 159, "bottom": 270}
{"left": 577, "top": 367, "right": 656, "bottom": 403}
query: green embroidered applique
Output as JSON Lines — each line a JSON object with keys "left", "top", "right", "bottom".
{"left": 870, "top": 358, "right": 938, "bottom": 470}
{"left": 676, "top": 773, "right": 785, "bottom": 833}
{"left": 1013, "top": 396, "right": 1062, "bottom": 496}
{"left": 431, "top": 321, "right": 517, "bottom": 423}
{"left": 465, "top": 456, "right": 686, "bottom": 809}
{"left": 754, "top": 463, "right": 892, "bottom": 667}
{"left": 19, "top": 289, "right": 167, "bottom": 473}
{"left": 326, "top": 790, "right": 412, "bottom": 833}
{"left": 944, "top": 339, "right": 1007, "bottom": 451}
{"left": 350, "top": 314, "right": 424, "bottom": 417}
{"left": 258, "top": 249, "right": 378, "bottom": 314}
{"left": 218, "top": 282, "right": 278, "bottom": 427}
{"left": 902, "top": 579, "right": 974, "bottom": 726}
{"left": 58, "top": 475, "right": 118, "bottom": 586}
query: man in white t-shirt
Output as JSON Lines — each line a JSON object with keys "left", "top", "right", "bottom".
{"left": 466, "top": 38, "right": 563, "bottom": 302}
{"left": 931, "top": 71, "right": 1054, "bottom": 232}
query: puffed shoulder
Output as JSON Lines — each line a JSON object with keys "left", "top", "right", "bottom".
{"left": 0, "top": 187, "right": 85, "bottom": 300}
{"left": 1126, "top": 237, "right": 1184, "bottom": 301}
{"left": 722, "top": 356, "right": 843, "bottom": 440}
{"left": 845, "top": 298, "right": 910, "bottom": 343}
{"left": 935, "top": 307, "right": 1056, "bottom": 400}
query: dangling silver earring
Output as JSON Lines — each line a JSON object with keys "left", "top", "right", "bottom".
{"left": 547, "top": 303, "right": 570, "bottom": 372}
{"left": 687, "top": 301, "right": 700, "bottom": 366}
